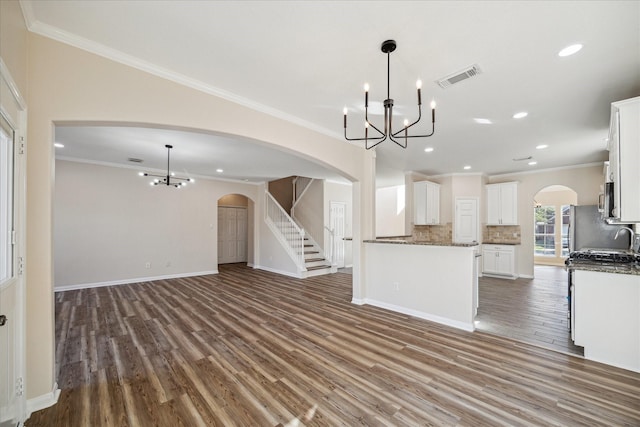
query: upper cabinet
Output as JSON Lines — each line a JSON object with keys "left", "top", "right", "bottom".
{"left": 486, "top": 182, "right": 518, "bottom": 225}
{"left": 414, "top": 181, "right": 440, "bottom": 225}
{"left": 607, "top": 97, "right": 640, "bottom": 223}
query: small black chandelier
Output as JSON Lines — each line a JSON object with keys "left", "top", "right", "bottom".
{"left": 343, "top": 39, "right": 436, "bottom": 150}
{"left": 139, "top": 144, "right": 194, "bottom": 188}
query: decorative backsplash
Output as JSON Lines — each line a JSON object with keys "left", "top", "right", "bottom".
{"left": 413, "top": 223, "right": 453, "bottom": 244}
{"left": 483, "top": 225, "right": 521, "bottom": 244}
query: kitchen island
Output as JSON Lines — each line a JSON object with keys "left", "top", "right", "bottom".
{"left": 569, "top": 262, "right": 640, "bottom": 373}
{"left": 360, "top": 239, "right": 479, "bottom": 332}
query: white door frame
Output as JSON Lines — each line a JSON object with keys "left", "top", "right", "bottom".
{"left": 0, "top": 58, "right": 27, "bottom": 425}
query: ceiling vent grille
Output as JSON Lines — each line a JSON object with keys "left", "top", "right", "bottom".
{"left": 128, "top": 157, "right": 144, "bottom": 163}
{"left": 436, "top": 64, "right": 482, "bottom": 89}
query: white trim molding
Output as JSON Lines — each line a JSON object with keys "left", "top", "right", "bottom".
{"left": 26, "top": 382, "right": 60, "bottom": 419}
{"left": 362, "top": 298, "right": 475, "bottom": 332}
{"left": 54, "top": 270, "right": 219, "bottom": 292}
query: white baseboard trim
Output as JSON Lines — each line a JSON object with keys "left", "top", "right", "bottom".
{"left": 351, "top": 298, "right": 365, "bottom": 305}
{"left": 518, "top": 274, "right": 534, "bottom": 279}
{"left": 253, "top": 265, "right": 302, "bottom": 279}
{"left": 362, "top": 298, "right": 475, "bottom": 332}
{"left": 26, "top": 383, "right": 60, "bottom": 418}
{"left": 55, "top": 270, "right": 219, "bottom": 292}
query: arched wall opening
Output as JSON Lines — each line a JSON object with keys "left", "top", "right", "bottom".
{"left": 27, "top": 34, "right": 377, "bottom": 401}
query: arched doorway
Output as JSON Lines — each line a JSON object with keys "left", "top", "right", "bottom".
{"left": 217, "top": 194, "right": 251, "bottom": 265}
{"left": 533, "top": 185, "right": 577, "bottom": 266}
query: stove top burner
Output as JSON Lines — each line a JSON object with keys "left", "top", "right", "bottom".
{"left": 567, "top": 250, "right": 639, "bottom": 265}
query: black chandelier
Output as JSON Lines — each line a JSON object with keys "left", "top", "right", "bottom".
{"left": 139, "top": 144, "right": 194, "bottom": 188}
{"left": 343, "top": 39, "right": 436, "bottom": 150}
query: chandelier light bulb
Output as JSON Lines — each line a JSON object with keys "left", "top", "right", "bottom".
{"left": 430, "top": 100, "right": 436, "bottom": 109}
{"left": 416, "top": 80, "right": 422, "bottom": 89}
{"left": 343, "top": 107, "right": 348, "bottom": 115}
{"left": 404, "top": 119, "right": 409, "bottom": 127}
{"left": 138, "top": 172, "right": 145, "bottom": 176}
{"left": 364, "top": 83, "right": 370, "bottom": 92}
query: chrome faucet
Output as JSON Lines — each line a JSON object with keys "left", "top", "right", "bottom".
{"left": 614, "top": 226, "right": 636, "bottom": 251}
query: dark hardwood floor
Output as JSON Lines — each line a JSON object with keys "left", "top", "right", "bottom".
{"left": 27, "top": 264, "right": 639, "bottom": 426}
{"left": 476, "top": 265, "right": 584, "bottom": 356}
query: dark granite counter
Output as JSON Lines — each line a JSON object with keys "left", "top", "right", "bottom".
{"left": 566, "top": 261, "right": 640, "bottom": 276}
{"left": 363, "top": 239, "right": 479, "bottom": 248}
{"left": 483, "top": 241, "right": 520, "bottom": 245}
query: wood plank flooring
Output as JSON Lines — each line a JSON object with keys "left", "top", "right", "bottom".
{"left": 476, "top": 266, "right": 584, "bottom": 356}
{"left": 27, "top": 264, "right": 640, "bottom": 426}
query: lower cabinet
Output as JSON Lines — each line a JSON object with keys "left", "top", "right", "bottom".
{"left": 482, "top": 244, "right": 517, "bottom": 279}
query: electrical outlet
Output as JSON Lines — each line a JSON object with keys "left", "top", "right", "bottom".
{"left": 513, "top": 233, "right": 518, "bottom": 237}
{"left": 393, "top": 281, "right": 399, "bottom": 291}
{"left": 166, "top": 261, "right": 171, "bottom": 267}
{"left": 145, "top": 262, "right": 151, "bottom": 269}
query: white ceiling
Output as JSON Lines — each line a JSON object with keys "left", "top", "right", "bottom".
{"left": 23, "top": 0, "right": 640, "bottom": 187}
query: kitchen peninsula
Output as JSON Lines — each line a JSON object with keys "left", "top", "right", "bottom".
{"left": 361, "top": 239, "right": 479, "bottom": 332}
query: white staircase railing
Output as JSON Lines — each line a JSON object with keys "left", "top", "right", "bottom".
{"left": 324, "top": 226, "right": 335, "bottom": 266}
{"left": 265, "top": 191, "right": 306, "bottom": 271}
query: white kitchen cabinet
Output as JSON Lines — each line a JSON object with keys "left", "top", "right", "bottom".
{"left": 482, "top": 244, "right": 516, "bottom": 279}
{"left": 573, "top": 269, "right": 640, "bottom": 373}
{"left": 607, "top": 96, "right": 640, "bottom": 223}
{"left": 486, "top": 182, "right": 518, "bottom": 225}
{"left": 414, "top": 181, "right": 440, "bottom": 225}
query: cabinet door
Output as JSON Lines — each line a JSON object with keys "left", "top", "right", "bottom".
{"left": 425, "top": 182, "right": 440, "bottom": 224}
{"left": 486, "top": 186, "right": 501, "bottom": 225}
{"left": 496, "top": 249, "right": 514, "bottom": 275}
{"left": 482, "top": 249, "right": 498, "bottom": 273}
{"left": 500, "top": 183, "right": 518, "bottom": 225}
{"left": 413, "top": 182, "right": 428, "bottom": 225}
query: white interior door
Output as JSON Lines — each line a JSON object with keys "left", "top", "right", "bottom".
{"left": 0, "top": 119, "right": 20, "bottom": 427}
{"left": 455, "top": 198, "right": 479, "bottom": 243}
{"left": 330, "top": 202, "right": 346, "bottom": 268}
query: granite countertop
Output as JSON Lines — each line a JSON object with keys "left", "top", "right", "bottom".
{"left": 482, "top": 241, "right": 521, "bottom": 245}
{"left": 364, "top": 239, "right": 479, "bottom": 248}
{"left": 566, "top": 261, "right": 640, "bottom": 276}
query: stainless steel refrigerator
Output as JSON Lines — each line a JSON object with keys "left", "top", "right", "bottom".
{"left": 569, "top": 204, "right": 630, "bottom": 252}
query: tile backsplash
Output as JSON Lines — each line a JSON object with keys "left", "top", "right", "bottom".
{"left": 483, "top": 225, "right": 521, "bottom": 244}
{"left": 413, "top": 223, "right": 453, "bottom": 244}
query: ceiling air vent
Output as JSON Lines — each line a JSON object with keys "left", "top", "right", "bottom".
{"left": 128, "top": 157, "right": 144, "bottom": 163}
{"left": 436, "top": 64, "right": 482, "bottom": 89}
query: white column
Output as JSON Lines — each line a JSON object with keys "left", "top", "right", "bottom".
{"left": 352, "top": 149, "right": 376, "bottom": 303}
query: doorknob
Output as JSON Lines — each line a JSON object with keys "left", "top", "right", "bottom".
{"left": 0, "top": 315, "right": 6, "bottom": 326}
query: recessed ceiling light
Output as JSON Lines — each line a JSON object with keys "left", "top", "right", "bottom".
{"left": 536, "top": 144, "right": 548, "bottom": 150}
{"left": 473, "top": 118, "right": 492, "bottom": 125}
{"left": 528, "top": 161, "right": 537, "bottom": 166}
{"left": 513, "top": 112, "right": 528, "bottom": 119}
{"left": 424, "top": 147, "right": 434, "bottom": 153}
{"left": 463, "top": 165, "right": 471, "bottom": 170}
{"left": 558, "top": 44, "right": 583, "bottom": 57}
{"left": 216, "top": 168, "right": 224, "bottom": 173}
{"left": 54, "top": 142, "right": 64, "bottom": 148}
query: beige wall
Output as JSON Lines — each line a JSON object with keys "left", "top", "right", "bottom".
{"left": 268, "top": 176, "right": 294, "bottom": 213}
{"left": 0, "top": 0, "right": 28, "bottom": 95}
{"left": 25, "top": 33, "right": 373, "bottom": 401}
{"left": 489, "top": 164, "right": 603, "bottom": 277}
{"left": 376, "top": 185, "right": 405, "bottom": 237}
{"left": 54, "top": 160, "right": 259, "bottom": 287}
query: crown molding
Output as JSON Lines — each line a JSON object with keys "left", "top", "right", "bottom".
{"left": 22, "top": 9, "right": 343, "bottom": 142}
{"left": 489, "top": 162, "right": 604, "bottom": 179}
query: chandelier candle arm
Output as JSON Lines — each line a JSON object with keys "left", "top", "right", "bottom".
{"left": 343, "top": 39, "right": 437, "bottom": 150}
